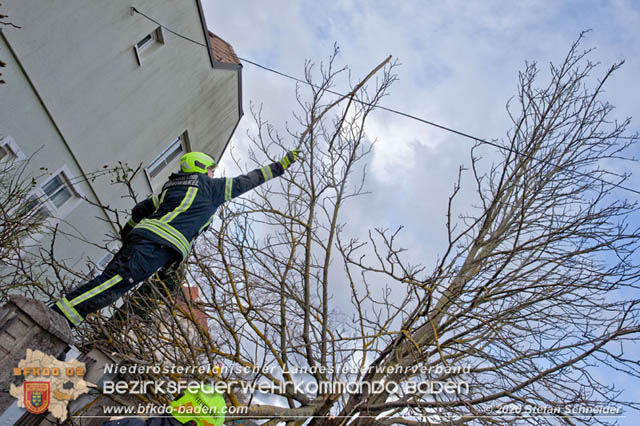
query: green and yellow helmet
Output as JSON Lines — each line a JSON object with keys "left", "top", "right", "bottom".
{"left": 180, "top": 152, "right": 216, "bottom": 174}
{"left": 170, "top": 384, "right": 226, "bottom": 426}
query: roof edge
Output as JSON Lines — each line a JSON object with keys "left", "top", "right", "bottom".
{"left": 194, "top": 0, "right": 216, "bottom": 68}
{"left": 207, "top": 31, "right": 242, "bottom": 68}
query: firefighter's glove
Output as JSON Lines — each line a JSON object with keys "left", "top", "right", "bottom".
{"left": 280, "top": 149, "right": 299, "bottom": 170}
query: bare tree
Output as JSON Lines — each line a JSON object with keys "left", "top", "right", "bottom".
{"left": 80, "top": 47, "right": 396, "bottom": 418}
{"left": 0, "top": 154, "right": 90, "bottom": 301}
{"left": 331, "top": 35, "right": 640, "bottom": 425}
{"left": 0, "top": 157, "right": 134, "bottom": 303}
{"left": 0, "top": 2, "right": 19, "bottom": 29}
{"left": 0, "top": 155, "right": 47, "bottom": 291}
{"left": 168, "top": 36, "right": 637, "bottom": 425}
{"left": 68, "top": 36, "right": 639, "bottom": 426}
{"left": 0, "top": 2, "right": 21, "bottom": 85}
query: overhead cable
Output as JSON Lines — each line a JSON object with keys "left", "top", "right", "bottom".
{"left": 131, "top": 7, "right": 640, "bottom": 197}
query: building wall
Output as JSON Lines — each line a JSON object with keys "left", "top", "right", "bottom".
{"left": 0, "top": 34, "right": 115, "bottom": 272}
{"left": 0, "top": 0, "right": 241, "bottom": 273}
{"left": 2, "top": 0, "right": 240, "bottom": 202}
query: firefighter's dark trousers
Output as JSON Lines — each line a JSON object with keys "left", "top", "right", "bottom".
{"left": 53, "top": 235, "right": 180, "bottom": 327}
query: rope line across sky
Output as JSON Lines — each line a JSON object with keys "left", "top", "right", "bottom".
{"left": 132, "top": 7, "right": 640, "bottom": 197}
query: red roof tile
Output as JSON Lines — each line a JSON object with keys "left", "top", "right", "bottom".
{"left": 208, "top": 31, "right": 240, "bottom": 65}
{"left": 179, "top": 285, "right": 208, "bottom": 331}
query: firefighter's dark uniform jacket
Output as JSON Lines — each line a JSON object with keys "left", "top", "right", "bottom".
{"left": 126, "top": 161, "right": 286, "bottom": 259}
{"left": 54, "top": 161, "right": 286, "bottom": 327}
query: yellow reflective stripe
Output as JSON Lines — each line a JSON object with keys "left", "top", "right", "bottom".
{"left": 225, "top": 178, "right": 233, "bottom": 201}
{"left": 137, "top": 219, "right": 191, "bottom": 258}
{"left": 70, "top": 275, "right": 123, "bottom": 306}
{"left": 147, "top": 219, "right": 190, "bottom": 250}
{"left": 161, "top": 187, "right": 198, "bottom": 224}
{"left": 136, "top": 223, "right": 187, "bottom": 258}
{"left": 152, "top": 193, "right": 160, "bottom": 209}
{"left": 56, "top": 298, "right": 83, "bottom": 326}
{"left": 280, "top": 157, "right": 290, "bottom": 169}
{"left": 160, "top": 189, "right": 167, "bottom": 205}
{"left": 127, "top": 217, "right": 138, "bottom": 227}
{"left": 261, "top": 166, "right": 274, "bottom": 182}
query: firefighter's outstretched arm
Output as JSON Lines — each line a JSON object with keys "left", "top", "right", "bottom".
{"left": 223, "top": 150, "right": 299, "bottom": 201}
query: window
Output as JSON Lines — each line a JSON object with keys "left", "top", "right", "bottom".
{"left": 0, "top": 144, "right": 15, "bottom": 162}
{"left": 20, "top": 168, "right": 81, "bottom": 222}
{"left": 97, "top": 251, "right": 115, "bottom": 270}
{"left": 96, "top": 243, "right": 119, "bottom": 271}
{"left": 134, "top": 27, "right": 164, "bottom": 65}
{"left": 137, "top": 33, "right": 155, "bottom": 51}
{"left": 0, "top": 135, "right": 25, "bottom": 163}
{"left": 145, "top": 132, "right": 189, "bottom": 183}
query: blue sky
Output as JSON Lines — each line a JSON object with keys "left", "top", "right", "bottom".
{"left": 202, "top": 0, "right": 640, "bottom": 423}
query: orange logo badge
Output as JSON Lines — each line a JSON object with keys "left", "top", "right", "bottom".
{"left": 24, "top": 382, "right": 50, "bottom": 414}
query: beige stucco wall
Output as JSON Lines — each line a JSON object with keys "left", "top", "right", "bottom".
{"left": 0, "top": 0, "right": 240, "bottom": 274}
{"left": 0, "top": 34, "right": 116, "bottom": 273}
{"left": 2, "top": 0, "right": 240, "bottom": 201}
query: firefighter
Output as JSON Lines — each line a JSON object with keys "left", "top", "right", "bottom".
{"left": 53, "top": 150, "right": 299, "bottom": 327}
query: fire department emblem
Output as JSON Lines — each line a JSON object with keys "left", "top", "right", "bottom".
{"left": 24, "top": 382, "right": 50, "bottom": 414}
{"left": 11, "top": 350, "right": 90, "bottom": 421}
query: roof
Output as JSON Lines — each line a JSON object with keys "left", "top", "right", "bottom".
{"left": 208, "top": 31, "right": 241, "bottom": 65}
{"left": 179, "top": 285, "right": 209, "bottom": 331}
